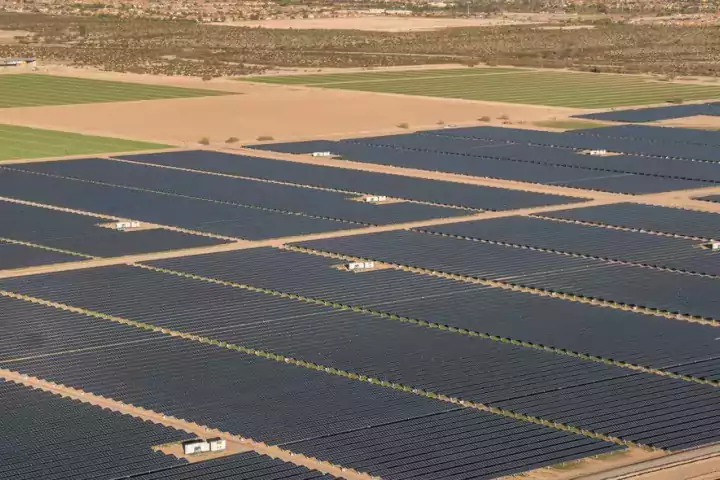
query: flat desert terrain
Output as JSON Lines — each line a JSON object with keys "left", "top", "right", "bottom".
{"left": 215, "top": 16, "right": 536, "bottom": 32}
{"left": 0, "top": 80, "right": 579, "bottom": 145}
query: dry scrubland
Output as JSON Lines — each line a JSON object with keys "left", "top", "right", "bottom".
{"left": 1, "top": 12, "right": 720, "bottom": 78}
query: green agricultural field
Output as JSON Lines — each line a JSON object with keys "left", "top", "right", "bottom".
{"left": 0, "top": 74, "right": 231, "bottom": 108}
{"left": 246, "top": 68, "right": 720, "bottom": 108}
{"left": 0, "top": 124, "right": 170, "bottom": 161}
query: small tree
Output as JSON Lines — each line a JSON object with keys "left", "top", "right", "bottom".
{"left": 198, "top": 137, "right": 210, "bottom": 145}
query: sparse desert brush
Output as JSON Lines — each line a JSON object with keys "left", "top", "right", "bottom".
{"left": 478, "top": 116, "right": 491, "bottom": 122}
{"left": 397, "top": 123, "right": 409, "bottom": 129}
{"left": 225, "top": 137, "right": 239, "bottom": 143}
{"left": 198, "top": 137, "right": 210, "bottom": 145}
{"left": 256, "top": 135, "right": 275, "bottom": 141}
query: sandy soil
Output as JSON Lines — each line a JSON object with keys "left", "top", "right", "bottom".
{"left": 0, "top": 30, "right": 30, "bottom": 44}
{"left": 654, "top": 115, "right": 720, "bottom": 129}
{"left": 215, "top": 16, "right": 536, "bottom": 32}
{"left": 522, "top": 448, "right": 665, "bottom": 479}
{"left": 0, "top": 80, "right": 582, "bottom": 145}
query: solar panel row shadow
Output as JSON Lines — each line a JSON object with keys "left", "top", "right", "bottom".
{"left": 0, "top": 379, "right": 192, "bottom": 480}
{"left": 574, "top": 102, "right": 720, "bottom": 123}
{"left": 7, "top": 158, "right": 465, "bottom": 226}
{"left": 294, "top": 230, "right": 720, "bottom": 321}
{"left": 146, "top": 247, "right": 720, "bottom": 381}
{"left": 539, "top": 203, "right": 720, "bottom": 239}
{"left": 0, "top": 169, "right": 359, "bottom": 240}
{"left": 0, "top": 200, "right": 229, "bottom": 257}
{"left": 117, "top": 150, "right": 586, "bottom": 211}
{"left": 0, "top": 334, "right": 616, "bottom": 479}
{"left": 419, "top": 215, "right": 720, "bottom": 276}
{"left": 130, "top": 451, "right": 338, "bottom": 480}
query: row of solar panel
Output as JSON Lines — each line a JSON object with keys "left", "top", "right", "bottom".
{"left": 575, "top": 102, "right": 720, "bottom": 123}
{"left": 0, "top": 379, "right": 338, "bottom": 480}
{"left": 2, "top": 255, "right": 719, "bottom": 451}
{"left": 574, "top": 124, "right": 720, "bottom": 147}
{"left": 537, "top": 202, "right": 720, "bottom": 240}
{"left": 119, "top": 150, "right": 583, "bottom": 212}
{"left": 146, "top": 247, "right": 720, "bottom": 380}
{"left": 250, "top": 128, "right": 718, "bottom": 193}
{"left": 296, "top": 229, "right": 720, "bottom": 322}
{"left": 0, "top": 327, "right": 615, "bottom": 479}
{"left": 0, "top": 379, "right": 192, "bottom": 480}
{"left": 416, "top": 214, "right": 720, "bottom": 277}
{"left": 427, "top": 126, "right": 720, "bottom": 163}
{"left": 0, "top": 200, "right": 228, "bottom": 265}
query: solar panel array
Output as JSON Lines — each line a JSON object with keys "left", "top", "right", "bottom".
{"left": 250, "top": 125, "right": 720, "bottom": 193}
{"left": 295, "top": 230, "right": 720, "bottom": 321}
{"left": 147, "top": 247, "right": 720, "bottom": 380}
{"left": 131, "top": 452, "right": 338, "bottom": 480}
{"left": 419, "top": 215, "right": 720, "bottom": 276}
{"left": 0, "top": 168, "right": 359, "bottom": 240}
{"left": 0, "top": 379, "right": 192, "bottom": 480}
{"left": 574, "top": 102, "right": 720, "bottom": 123}
{"left": 0, "top": 334, "right": 618, "bottom": 479}
{"left": 575, "top": 124, "right": 720, "bottom": 147}
{"left": 0, "top": 240, "right": 82, "bottom": 270}
{"left": 118, "top": 150, "right": 584, "bottom": 211}
{"left": 11, "top": 158, "right": 466, "bottom": 226}
{"left": 0, "top": 200, "right": 228, "bottom": 258}
{"left": 539, "top": 203, "right": 720, "bottom": 239}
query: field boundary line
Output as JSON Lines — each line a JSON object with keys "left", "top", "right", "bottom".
{"left": 0, "top": 287, "right": 649, "bottom": 449}
{"left": 0, "top": 367, "right": 369, "bottom": 480}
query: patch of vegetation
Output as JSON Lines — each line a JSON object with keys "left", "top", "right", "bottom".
{"left": 225, "top": 137, "right": 240, "bottom": 143}
{"left": 256, "top": 135, "right": 274, "bottom": 141}
{"left": 3, "top": 13, "right": 720, "bottom": 78}
{"left": 0, "top": 123, "right": 170, "bottom": 161}
{"left": 198, "top": 137, "right": 211, "bottom": 145}
{"left": 534, "top": 119, "right": 608, "bottom": 130}
{"left": 0, "top": 74, "right": 229, "bottom": 108}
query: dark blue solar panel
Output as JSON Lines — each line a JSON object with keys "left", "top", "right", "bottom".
{"left": 0, "top": 240, "right": 81, "bottom": 270}
{"left": 0, "top": 169, "right": 360, "bottom": 240}
{"left": 575, "top": 124, "right": 720, "bottom": 147}
{"left": 118, "top": 150, "right": 584, "bottom": 211}
{"left": 8, "top": 159, "right": 465, "bottom": 226}
{"left": 539, "top": 203, "right": 720, "bottom": 239}
{"left": 574, "top": 102, "right": 720, "bottom": 123}
{"left": 147, "top": 247, "right": 720, "bottom": 380}
{"left": 294, "top": 229, "right": 720, "bottom": 321}
{"left": 0, "top": 200, "right": 228, "bottom": 257}
{"left": 420, "top": 215, "right": 720, "bottom": 276}
{"left": 0, "top": 380, "right": 191, "bottom": 480}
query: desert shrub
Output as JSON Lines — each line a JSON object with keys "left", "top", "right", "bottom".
{"left": 478, "top": 116, "right": 491, "bottom": 122}
{"left": 397, "top": 123, "right": 409, "bottom": 129}
{"left": 225, "top": 136, "right": 239, "bottom": 143}
{"left": 256, "top": 135, "right": 274, "bottom": 141}
{"left": 198, "top": 137, "right": 210, "bottom": 145}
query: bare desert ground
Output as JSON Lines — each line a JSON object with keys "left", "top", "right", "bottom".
{"left": 215, "top": 16, "right": 533, "bottom": 32}
{"left": 0, "top": 80, "right": 581, "bottom": 145}
{"left": 655, "top": 115, "right": 720, "bottom": 130}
